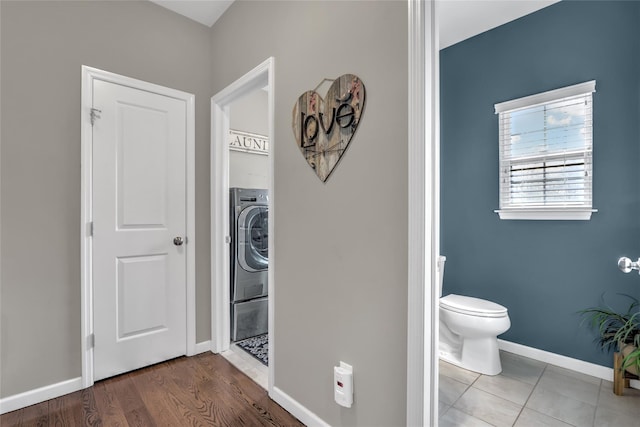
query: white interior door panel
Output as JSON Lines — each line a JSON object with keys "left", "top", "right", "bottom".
{"left": 92, "top": 79, "right": 187, "bottom": 381}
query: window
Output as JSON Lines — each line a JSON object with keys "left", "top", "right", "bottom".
{"left": 494, "top": 81, "right": 597, "bottom": 220}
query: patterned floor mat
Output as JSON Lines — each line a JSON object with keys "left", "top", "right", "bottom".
{"left": 235, "top": 334, "right": 268, "bottom": 366}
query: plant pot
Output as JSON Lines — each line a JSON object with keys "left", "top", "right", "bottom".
{"left": 619, "top": 342, "right": 639, "bottom": 376}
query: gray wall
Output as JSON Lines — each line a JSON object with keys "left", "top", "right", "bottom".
{"left": 1, "top": 1, "right": 411, "bottom": 422}
{"left": 0, "top": 1, "right": 212, "bottom": 397}
{"left": 440, "top": 0, "right": 640, "bottom": 367}
{"left": 229, "top": 89, "right": 269, "bottom": 189}
{"left": 210, "top": 1, "right": 408, "bottom": 425}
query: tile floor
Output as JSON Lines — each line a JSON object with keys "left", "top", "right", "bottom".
{"left": 221, "top": 343, "right": 269, "bottom": 390}
{"left": 439, "top": 351, "right": 640, "bottom": 426}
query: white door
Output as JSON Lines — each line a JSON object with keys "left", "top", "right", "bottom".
{"left": 92, "top": 79, "right": 187, "bottom": 381}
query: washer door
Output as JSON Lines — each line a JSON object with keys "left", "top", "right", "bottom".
{"left": 237, "top": 205, "right": 268, "bottom": 272}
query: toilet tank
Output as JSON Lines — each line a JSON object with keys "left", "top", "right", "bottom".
{"left": 437, "top": 256, "right": 446, "bottom": 297}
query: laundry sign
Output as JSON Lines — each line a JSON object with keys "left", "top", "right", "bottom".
{"left": 229, "top": 129, "right": 269, "bottom": 155}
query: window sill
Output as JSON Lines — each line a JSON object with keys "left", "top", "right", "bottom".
{"left": 494, "top": 208, "right": 597, "bottom": 221}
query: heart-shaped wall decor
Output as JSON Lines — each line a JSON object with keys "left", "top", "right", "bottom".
{"left": 292, "top": 74, "right": 366, "bottom": 182}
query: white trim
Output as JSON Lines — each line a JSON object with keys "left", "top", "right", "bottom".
{"left": 270, "top": 386, "right": 330, "bottom": 427}
{"left": 0, "top": 377, "right": 82, "bottom": 415}
{"left": 407, "top": 1, "right": 426, "bottom": 422}
{"left": 266, "top": 60, "right": 276, "bottom": 396}
{"left": 498, "top": 339, "right": 614, "bottom": 381}
{"left": 494, "top": 80, "right": 596, "bottom": 114}
{"left": 185, "top": 93, "right": 197, "bottom": 357}
{"left": 210, "top": 97, "right": 231, "bottom": 354}
{"left": 81, "top": 65, "right": 196, "bottom": 389}
{"left": 210, "top": 58, "right": 275, "bottom": 395}
{"left": 407, "top": 1, "right": 438, "bottom": 425}
{"left": 495, "top": 208, "right": 597, "bottom": 221}
{"left": 194, "top": 340, "right": 212, "bottom": 355}
{"left": 0, "top": 1, "right": 3, "bottom": 409}
{"left": 81, "top": 65, "right": 94, "bottom": 388}
{"left": 500, "top": 340, "right": 639, "bottom": 390}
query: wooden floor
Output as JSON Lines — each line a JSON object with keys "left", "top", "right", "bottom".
{"left": 1, "top": 353, "right": 305, "bottom": 426}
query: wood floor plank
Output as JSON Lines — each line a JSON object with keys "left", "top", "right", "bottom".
{"left": 198, "top": 358, "right": 268, "bottom": 424}
{"left": 192, "top": 355, "right": 268, "bottom": 425}
{"left": 0, "top": 400, "right": 48, "bottom": 427}
{"left": 0, "top": 408, "right": 22, "bottom": 426}
{"left": 107, "top": 374, "right": 155, "bottom": 427}
{"left": 167, "top": 356, "right": 262, "bottom": 426}
{"left": 157, "top": 356, "right": 252, "bottom": 426}
{"left": 92, "top": 381, "right": 128, "bottom": 427}
{"left": 80, "top": 387, "right": 102, "bottom": 426}
{"left": 162, "top": 358, "right": 231, "bottom": 426}
{"left": 0, "top": 353, "right": 304, "bottom": 427}
{"left": 129, "top": 363, "right": 203, "bottom": 426}
{"left": 194, "top": 354, "right": 304, "bottom": 426}
{"left": 48, "top": 391, "right": 83, "bottom": 427}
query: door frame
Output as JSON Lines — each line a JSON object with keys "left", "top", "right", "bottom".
{"left": 407, "top": 1, "right": 439, "bottom": 425}
{"left": 210, "top": 58, "right": 274, "bottom": 389}
{"left": 80, "top": 65, "right": 196, "bottom": 388}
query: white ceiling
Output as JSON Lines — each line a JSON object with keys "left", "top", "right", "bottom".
{"left": 150, "top": 0, "right": 560, "bottom": 49}
{"left": 150, "top": 0, "right": 234, "bottom": 27}
{"left": 438, "top": 0, "right": 560, "bottom": 49}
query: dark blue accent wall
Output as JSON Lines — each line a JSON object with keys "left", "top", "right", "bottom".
{"left": 440, "top": 0, "right": 640, "bottom": 367}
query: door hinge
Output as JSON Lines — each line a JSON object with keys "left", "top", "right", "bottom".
{"left": 225, "top": 235, "right": 232, "bottom": 244}
{"left": 88, "top": 333, "right": 95, "bottom": 349}
{"left": 88, "top": 221, "right": 93, "bottom": 237}
{"left": 90, "top": 108, "right": 102, "bottom": 125}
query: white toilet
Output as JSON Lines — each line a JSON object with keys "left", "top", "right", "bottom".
{"left": 437, "top": 256, "right": 510, "bottom": 375}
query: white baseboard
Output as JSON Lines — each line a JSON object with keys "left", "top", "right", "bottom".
{"left": 194, "top": 340, "right": 212, "bottom": 355}
{"left": 498, "top": 340, "right": 639, "bottom": 390}
{"left": 0, "top": 343, "right": 212, "bottom": 415}
{"left": 4, "top": 342, "right": 634, "bottom": 417}
{"left": 270, "top": 385, "right": 330, "bottom": 427}
{"left": 0, "top": 377, "right": 83, "bottom": 415}
{"left": 499, "top": 339, "right": 616, "bottom": 380}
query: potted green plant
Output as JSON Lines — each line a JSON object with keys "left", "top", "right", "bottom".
{"left": 580, "top": 294, "right": 640, "bottom": 376}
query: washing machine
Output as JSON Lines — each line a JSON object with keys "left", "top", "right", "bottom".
{"left": 230, "top": 188, "right": 268, "bottom": 341}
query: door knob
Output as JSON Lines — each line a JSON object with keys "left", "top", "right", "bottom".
{"left": 173, "top": 236, "right": 184, "bottom": 246}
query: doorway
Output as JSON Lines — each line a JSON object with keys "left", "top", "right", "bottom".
{"left": 210, "top": 58, "right": 275, "bottom": 391}
{"left": 81, "top": 66, "right": 196, "bottom": 386}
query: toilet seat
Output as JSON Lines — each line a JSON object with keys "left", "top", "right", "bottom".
{"left": 440, "top": 294, "right": 508, "bottom": 318}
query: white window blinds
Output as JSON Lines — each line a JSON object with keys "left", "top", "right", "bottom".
{"left": 494, "top": 81, "right": 596, "bottom": 220}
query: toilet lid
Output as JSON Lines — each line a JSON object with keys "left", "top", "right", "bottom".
{"left": 440, "top": 294, "right": 508, "bottom": 318}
